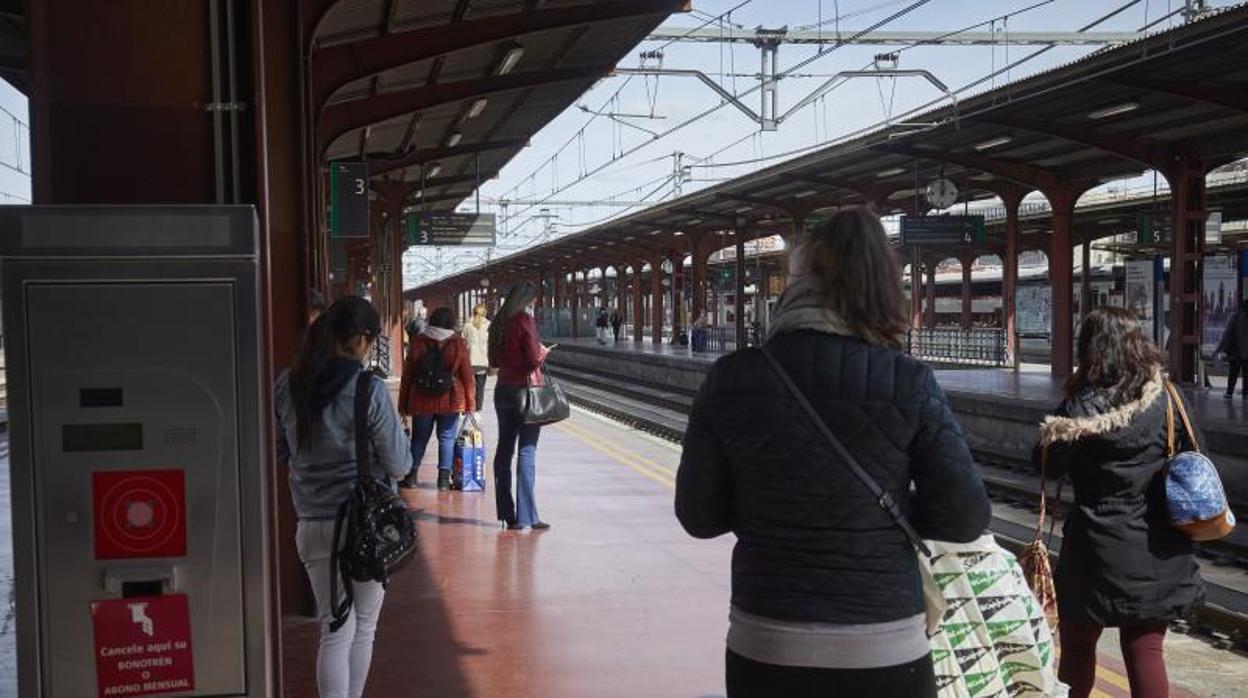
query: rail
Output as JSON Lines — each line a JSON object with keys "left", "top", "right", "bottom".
{"left": 906, "top": 327, "right": 1008, "bottom": 367}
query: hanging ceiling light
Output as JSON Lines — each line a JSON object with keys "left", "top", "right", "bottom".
{"left": 973, "top": 135, "right": 1012, "bottom": 151}
{"left": 466, "top": 99, "right": 488, "bottom": 119}
{"left": 876, "top": 167, "right": 906, "bottom": 178}
{"left": 446, "top": 131, "right": 463, "bottom": 147}
{"left": 1087, "top": 102, "right": 1139, "bottom": 120}
{"left": 496, "top": 45, "right": 525, "bottom": 75}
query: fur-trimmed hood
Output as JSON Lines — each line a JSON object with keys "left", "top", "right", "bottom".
{"left": 1037, "top": 371, "right": 1165, "bottom": 446}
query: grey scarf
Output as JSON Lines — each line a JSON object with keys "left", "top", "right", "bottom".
{"left": 767, "top": 274, "right": 853, "bottom": 340}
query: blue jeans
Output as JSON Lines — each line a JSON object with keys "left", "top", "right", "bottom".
{"left": 411, "top": 413, "right": 462, "bottom": 472}
{"left": 494, "top": 385, "right": 543, "bottom": 526}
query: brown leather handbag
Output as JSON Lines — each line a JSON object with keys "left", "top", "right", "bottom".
{"left": 1020, "top": 446, "right": 1059, "bottom": 632}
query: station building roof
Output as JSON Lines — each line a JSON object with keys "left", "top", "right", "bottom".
{"left": 309, "top": 0, "right": 689, "bottom": 210}
{"left": 411, "top": 4, "right": 1248, "bottom": 298}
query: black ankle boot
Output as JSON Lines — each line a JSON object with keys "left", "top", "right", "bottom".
{"left": 437, "top": 470, "right": 451, "bottom": 491}
{"left": 399, "top": 471, "right": 418, "bottom": 489}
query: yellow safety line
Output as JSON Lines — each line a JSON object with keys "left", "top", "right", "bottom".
{"left": 1090, "top": 689, "right": 1116, "bottom": 698}
{"left": 556, "top": 420, "right": 676, "bottom": 489}
{"left": 1096, "top": 665, "right": 1131, "bottom": 691}
{"left": 560, "top": 418, "right": 679, "bottom": 480}
{"left": 559, "top": 420, "right": 677, "bottom": 487}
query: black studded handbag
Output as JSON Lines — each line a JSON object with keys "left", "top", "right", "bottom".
{"left": 328, "top": 370, "right": 418, "bottom": 632}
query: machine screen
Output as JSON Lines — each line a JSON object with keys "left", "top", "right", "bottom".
{"left": 62, "top": 423, "right": 143, "bottom": 452}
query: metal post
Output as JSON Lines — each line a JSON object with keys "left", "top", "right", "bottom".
{"left": 651, "top": 257, "right": 665, "bottom": 345}
{"left": 961, "top": 257, "right": 973, "bottom": 331}
{"left": 925, "top": 265, "right": 937, "bottom": 329}
{"left": 632, "top": 265, "right": 645, "bottom": 342}
{"left": 735, "top": 220, "right": 747, "bottom": 348}
{"left": 1167, "top": 158, "right": 1206, "bottom": 382}
{"left": 1080, "top": 237, "right": 1092, "bottom": 324}
{"left": 1049, "top": 188, "right": 1077, "bottom": 378}
{"left": 1003, "top": 194, "right": 1021, "bottom": 370}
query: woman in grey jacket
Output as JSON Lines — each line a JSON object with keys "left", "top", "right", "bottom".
{"left": 276, "top": 297, "right": 411, "bottom": 698}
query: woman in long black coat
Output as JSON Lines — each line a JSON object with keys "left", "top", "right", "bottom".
{"left": 1037, "top": 308, "right": 1202, "bottom": 698}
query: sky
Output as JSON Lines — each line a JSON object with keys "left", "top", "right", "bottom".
{"left": 402, "top": 0, "right": 1235, "bottom": 288}
{"left": 0, "top": 77, "right": 30, "bottom": 205}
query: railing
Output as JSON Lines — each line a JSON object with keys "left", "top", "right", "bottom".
{"left": 369, "top": 334, "right": 392, "bottom": 378}
{"left": 692, "top": 326, "right": 740, "bottom": 353}
{"left": 907, "top": 327, "right": 1008, "bottom": 367}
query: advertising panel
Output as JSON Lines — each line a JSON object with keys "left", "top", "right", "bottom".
{"left": 1203, "top": 254, "right": 1239, "bottom": 359}
{"left": 1125, "top": 260, "right": 1157, "bottom": 342}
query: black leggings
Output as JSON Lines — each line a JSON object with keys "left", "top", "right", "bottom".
{"left": 726, "top": 650, "right": 936, "bottom": 698}
{"left": 473, "top": 371, "right": 487, "bottom": 412}
{"left": 1228, "top": 359, "right": 1246, "bottom": 396}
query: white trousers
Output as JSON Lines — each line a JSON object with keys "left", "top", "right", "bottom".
{"left": 297, "top": 520, "right": 386, "bottom": 698}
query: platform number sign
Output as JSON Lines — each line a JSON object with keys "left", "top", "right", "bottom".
{"left": 330, "top": 162, "right": 369, "bottom": 239}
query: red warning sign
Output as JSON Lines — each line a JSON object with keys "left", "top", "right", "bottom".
{"left": 91, "top": 594, "right": 195, "bottom": 697}
{"left": 92, "top": 470, "right": 187, "bottom": 559}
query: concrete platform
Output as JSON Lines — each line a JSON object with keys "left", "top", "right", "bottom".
{"left": 273, "top": 402, "right": 1221, "bottom": 697}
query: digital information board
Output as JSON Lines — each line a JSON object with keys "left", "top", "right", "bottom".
{"left": 406, "top": 212, "right": 496, "bottom": 246}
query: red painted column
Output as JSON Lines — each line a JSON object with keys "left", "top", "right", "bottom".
{"left": 909, "top": 250, "right": 923, "bottom": 332}
{"left": 1002, "top": 193, "right": 1022, "bottom": 370}
{"left": 1167, "top": 159, "right": 1206, "bottom": 383}
{"left": 1047, "top": 188, "right": 1078, "bottom": 378}
{"left": 961, "top": 257, "right": 974, "bottom": 331}
{"left": 691, "top": 248, "right": 708, "bottom": 325}
{"left": 570, "top": 271, "right": 580, "bottom": 338}
{"left": 616, "top": 265, "right": 628, "bottom": 321}
{"left": 735, "top": 221, "right": 747, "bottom": 348}
{"left": 671, "top": 253, "right": 685, "bottom": 338}
{"left": 632, "top": 264, "right": 645, "bottom": 342}
{"left": 651, "top": 256, "right": 666, "bottom": 345}
{"left": 925, "top": 266, "right": 937, "bottom": 329}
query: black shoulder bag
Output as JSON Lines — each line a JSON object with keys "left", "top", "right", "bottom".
{"left": 328, "top": 370, "right": 418, "bottom": 631}
{"left": 515, "top": 363, "right": 570, "bottom": 425}
{"left": 760, "top": 347, "right": 930, "bottom": 557}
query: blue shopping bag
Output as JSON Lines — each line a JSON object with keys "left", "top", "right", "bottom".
{"left": 453, "top": 415, "right": 487, "bottom": 492}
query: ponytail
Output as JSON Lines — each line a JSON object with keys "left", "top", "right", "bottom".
{"left": 289, "top": 295, "right": 381, "bottom": 450}
{"left": 290, "top": 314, "right": 335, "bottom": 451}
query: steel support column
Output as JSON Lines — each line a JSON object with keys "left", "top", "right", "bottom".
{"left": 691, "top": 243, "right": 709, "bottom": 325}
{"left": 925, "top": 265, "right": 937, "bottom": 329}
{"left": 671, "top": 253, "right": 685, "bottom": 339}
{"left": 1167, "top": 159, "right": 1206, "bottom": 382}
{"left": 735, "top": 222, "right": 747, "bottom": 348}
{"left": 570, "top": 271, "right": 580, "bottom": 338}
{"left": 1002, "top": 193, "right": 1022, "bottom": 370}
{"left": 651, "top": 256, "right": 666, "bottom": 345}
{"left": 910, "top": 249, "right": 923, "bottom": 332}
{"left": 1080, "top": 238, "right": 1092, "bottom": 324}
{"left": 1048, "top": 189, "right": 1078, "bottom": 378}
{"left": 961, "top": 257, "right": 974, "bottom": 331}
{"left": 631, "top": 265, "right": 643, "bottom": 342}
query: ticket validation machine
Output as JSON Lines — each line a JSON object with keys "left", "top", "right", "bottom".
{"left": 1, "top": 207, "right": 273, "bottom": 697}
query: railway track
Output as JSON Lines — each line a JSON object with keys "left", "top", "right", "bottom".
{"left": 550, "top": 367, "right": 1248, "bottom": 648}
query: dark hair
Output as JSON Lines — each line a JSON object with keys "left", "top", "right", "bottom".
{"left": 488, "top": 282, "right": 537, "bottom": 368}
{"left": 290, "top": 296, "right": 381, "bottom": 450}
{"left": 800, "top": 207, "right": 907, "bottom": 349}
{"left": 308, "top": 287, "right": 329, "bottom": 314}
{"left": 1066, "top": 307, "right": 1162, "bottom": 404}
{"left": 428, "top": 307, "right": 456, "bottom": 330}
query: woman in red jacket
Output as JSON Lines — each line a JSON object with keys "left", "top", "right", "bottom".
{"left": 487, "top": 282, "right": 551, "bottom": 530}
{"left": 398, "top": 306, "right": 476, "bottom": 491}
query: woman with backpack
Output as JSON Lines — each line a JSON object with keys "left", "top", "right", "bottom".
{"left": 488, "top": 282, "right": 553, "bottom": 531}
{"left": 275, "top": 296, "right": 412, "bottom": 698}
{"left": 675, "top": 209, "right": 991, "bottom": 697}
{"left": 398, "top": 306, "right": 476, "bottom": 491}
{"left": 1036, "top": 308, "right": 1203, "bottom": 698}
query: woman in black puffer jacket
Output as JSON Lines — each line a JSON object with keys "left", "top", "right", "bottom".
{"left": 675, "top": 208, "right": 991, "bottom": 698}
{"left": 1037, "top": 307, "right": 1202, "bottom": 698}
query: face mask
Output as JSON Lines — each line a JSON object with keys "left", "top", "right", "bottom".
{"left": 524, "top": 304, "right": 535, "bottom": 316}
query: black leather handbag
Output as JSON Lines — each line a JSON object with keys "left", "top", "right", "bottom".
{"left": 515, "top": 366, "right": 570, "bottom": 425}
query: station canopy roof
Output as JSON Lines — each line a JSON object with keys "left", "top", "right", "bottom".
{"left": 414, "top": 4, "right": 1248, "bottom": 295}
{"left": 310, "top": 0, "right": 690, "bottom": 210}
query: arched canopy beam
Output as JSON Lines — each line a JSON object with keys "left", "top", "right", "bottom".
{"left": 972, "top": 115, "right": 1175, "bottom": 170}
{"left": 310, "top": 0, "right": 689, "bottom": 108}
{"left": 319, "top": 65, "right": 604, "bottom": 154}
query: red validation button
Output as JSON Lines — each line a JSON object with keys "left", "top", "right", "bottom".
{"left": 92, "top": 470, "right": 187, "bottom": 560}
{"left": 91, "top": 594, "right": 195, "bottom": 697}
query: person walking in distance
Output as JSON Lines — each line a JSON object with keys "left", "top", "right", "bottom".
{"left": 462, "top": 303, "right": 491, "bottom": 416}
{"left": 676, "top": 208, "right": 991, "bottom": 697}
{"left": 1037, "top": 308, "right": 1203, "bottom": 698}
{"left": 488, "top": 282, "right": 553, "bottom": 531}
{"left": 595, "top": 307, "right": 610, "bottom": 345}
{"left": 398, "top": 307, "right": 476, "bottom": 491}
{"left": 1217, "top": 301, "right": 1248, "bottom": 398}
{"left": 275, "top": 297, "right": 411, "bottom": 698}
{"left": 610, "top": 307, "right": 623, "bottom": 343}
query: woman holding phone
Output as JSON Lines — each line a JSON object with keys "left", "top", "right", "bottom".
{"left": 487, "top": 282, "right": 554, "bottom": 531}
